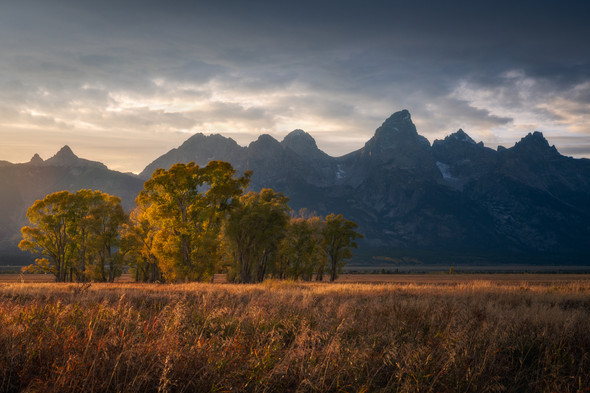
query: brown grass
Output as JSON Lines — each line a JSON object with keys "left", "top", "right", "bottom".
{"left": 1, "top": 277, "right": 589, "bottom": 392}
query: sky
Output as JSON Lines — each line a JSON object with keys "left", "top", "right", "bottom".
{"left": 0, "top": 0, "right": 589, "bottom": 173}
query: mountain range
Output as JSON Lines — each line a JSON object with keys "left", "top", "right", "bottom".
{"left": 2, "top": 109, "right": 590, "bottom": 266}
{"left": 0, "top": 146, "right": 144, "bottom": 264}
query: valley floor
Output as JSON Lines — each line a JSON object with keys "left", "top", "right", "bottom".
{"left": 1, "top": 276, "right": 589, "bottom": 392}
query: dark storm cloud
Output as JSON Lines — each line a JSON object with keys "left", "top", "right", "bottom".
{"left": 0, "top": 0, "right": 589, "bottom": 171}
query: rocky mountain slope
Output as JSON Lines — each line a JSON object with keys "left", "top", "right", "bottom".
{"left": 140, "top": 110, "right": 590, "bottom": 264}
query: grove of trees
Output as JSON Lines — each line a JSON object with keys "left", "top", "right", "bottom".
{"left": 20, "top": 161, "right": 362, "bottom": 283}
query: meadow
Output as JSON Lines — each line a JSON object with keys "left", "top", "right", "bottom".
{"left": 0, "top": 275, "right": 589, "bottom": 392}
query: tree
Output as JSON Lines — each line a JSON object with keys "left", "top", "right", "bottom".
{"left": 20, "top": 191, "right": 77, "bottom": 282}
{"left": 224, "top": 189, "right": 290, "bottom": 283}
{"left": 278, "top": 214, "right": 326, "bottom": 281}
{"left": 322, "top": 214, "right": 362, "bottom": 282}
{"left": 69, "top": 189, "right": 107, "bottom": 282}
{"left": 121, "top": 206, "right": 162, "bottom": 282}
{"left": 136, "top": 161, "right": 250, "bottom": 282}
{"left": 19, "top": 190, "right": 128, "bottom": 282}
{"left": 85, "top": 193, "right": 128, "bottom": 282}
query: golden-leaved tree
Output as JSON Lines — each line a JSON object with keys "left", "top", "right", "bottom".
{"left": 85, "top": 193, "right": 128, "bottom": 282}
{"left": 19, "top": 190, "right": 128, "bottom": 282}
{"left": 120, "top": 205, "right": 162, "bottom": 282}
{"left": 134, "top": 161, "right": 250, "bottom": 282}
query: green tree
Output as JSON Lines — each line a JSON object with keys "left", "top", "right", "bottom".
{"left": 322, "top": 213, "right": 362, "bottom": 282}
{"left": 224, "top": 189, "right": 290, "bottom": 283}
{"left": 278, "top": 214, "right": 326, "bottom": 281}
{"left": 136, "top": 161, "right": 250, "bottom": 282}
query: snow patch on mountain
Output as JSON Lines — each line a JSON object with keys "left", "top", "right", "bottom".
{"left": 436, "top": 161, "right": 453, "bottom": 179}
{"left": 336, "top": 164, "right": 346, "bottom": 179}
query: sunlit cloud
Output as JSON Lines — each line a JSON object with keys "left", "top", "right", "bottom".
{"left": 0, "top": 0, "right": 588, "bottom": 172}
{"left": 446, "top": 71, "right": 590, "bottom": 152}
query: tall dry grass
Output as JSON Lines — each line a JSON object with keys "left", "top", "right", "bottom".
{"left": 0, "top": 279, "right": 589, "bottom": 392}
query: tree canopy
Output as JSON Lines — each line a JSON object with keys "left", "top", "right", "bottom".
{"left": 135, "top": 161, "right": 251, "bottom": 281}
{"left": 224, "top": 188, "right": 291, "bottom": 283}
{"left": 20, "top": 190, "right": 128, "bottom": 282}
{"left": 20, "top": 161, "right": 362, "bottom": 283}
{"left": 277, "top": 213, "right": 326, "bottom": 281}
{"left": 322, "top": 213, "right": 363, "bottom": 281}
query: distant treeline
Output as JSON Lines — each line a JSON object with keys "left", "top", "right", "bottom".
{"left": 19, "top": 161, "right": 361, "bottom": 283}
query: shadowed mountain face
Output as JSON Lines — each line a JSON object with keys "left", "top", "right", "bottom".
{"left": 140, "top": 110, "right": 590, "bottom": 264}
{"left": 0, "top": 151, "right": 144, "bottom": 263}
{"left": 2, "top": 110, "right": 590, "bottom": 266}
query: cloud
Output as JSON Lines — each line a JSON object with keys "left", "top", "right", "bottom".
{"left": 0, "top": 0, "right": 589, "bottom": 172}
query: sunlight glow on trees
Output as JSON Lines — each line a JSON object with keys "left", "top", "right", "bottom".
{"left": 19, "top": 190, "right": 128, "bottom": 282}
{"left": 19, "top": 162, "right": 361, "bottom": 283}
{"left": 136, "top": 161, "right": 250, "bottom": 282}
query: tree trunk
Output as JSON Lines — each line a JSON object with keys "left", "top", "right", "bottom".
{"left": 79, "top": 241, "right": 87, "bottom": 282}
{"left": 100, "top": 251, "right": 107, "bottom": 282}
{"left": 239, "top": 249, "right": 250, "bottom": 283}
{"left": 256, "top": 251, "right": 268, "bottom": 282}
{"left": 330, "top": 252, "right": 337, "bottom": 282}
{"left": 181, "top": 235, "right": 191, "bottom": 269}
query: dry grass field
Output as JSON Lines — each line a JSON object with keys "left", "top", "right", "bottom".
{"left": 4, "top": 272, "right": 590, "bottom": 285}
{"left": 1, "top": 275, "right": 589, "bottom": 392}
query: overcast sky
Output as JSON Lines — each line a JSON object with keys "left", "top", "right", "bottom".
{"left": 1, "top": 0, "right": 589, "bottom": 173}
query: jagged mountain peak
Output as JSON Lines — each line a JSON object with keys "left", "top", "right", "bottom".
{"left": 250, "top": 134, "right": 281, "bottom": 147}
{"left": 43, "top": 145, "right": 107, "bottom": 169}
{"left": 285, "top": 129, "right": 308, "bottom": 137}
{"left": 180, "top": 132, "right": 239, "bottom": 148}
{"left": 366, "top": 110, "right": 430, "bottom": 154}
{"left": 139, "top": 132, "right": 245, "bottom": 178}
{"left": 246, "top": 134, "right": 284, "bottom": 160}
{"left": 519, "top": 131, "right": 549, "bottom": 146}
{"left": 375, "top": 110, "right": 422, "bottom": 139}
{"left": 281, "top": 129, "right": 324, "bottom": 158}
{"left": 177, "top": 133, "right": 242, "bottom": 156}
{"left": 282, "top": 129, "right": 315, "bottom": 144}
{"left": 44, "top": 145, "right": 79, "bottom": 166}
{"left": 512, "top": 131, "right": 558, "bottom": 155}
{"left": 54, "top": 145, "right": 76, "bottom": 159}
{"left": 448, "top": 129, "right": 476, "bottom": 144}
{"left": 180, "top": 132, "right": 208, "bottom": 146}
{"left": 432, "top": 129, "right": 483, "bottom": 154}
{"left": 29, "top": 153, "right": 44, "bottom": 165}
{"left": 382, "top": 109, "right": 413, "bottom": 127}
{"left": 281, "top": 129, "right": 331, "bottom": 161}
